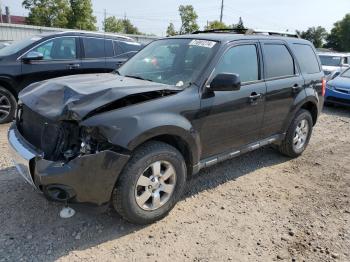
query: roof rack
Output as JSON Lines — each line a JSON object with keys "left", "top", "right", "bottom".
{"left": 192, "top": 28, "right": 248, "bottom": 34}
{"left": 192, "top": 28, "right": 300, "bottom": 38}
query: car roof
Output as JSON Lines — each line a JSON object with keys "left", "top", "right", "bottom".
{"left": 167, "top": 33, "right": 311, "bottom": 45}
{"left": 39, "top": 30, "right": 136, "bottom": 42}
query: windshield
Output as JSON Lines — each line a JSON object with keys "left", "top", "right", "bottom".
{"left": 118, "top": 38, "right": 218, "bottom": 87}
{"left": 341, "top": 68, "right": 350, "bottom": 78}
{"left": 319, "top": 55, "right": 342, "bottom": 67}
{"left": 0, "top": 35, "right": 42, "bottom": 57}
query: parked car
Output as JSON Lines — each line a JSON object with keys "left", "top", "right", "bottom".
{"left": 8, "top": 32, "right": 324, "bottom": 224}
{"left": 0, "top": 31, "right": 142, "bottom": 124}
{"left": 325, "top": 68, "right": 350, "bottom": 106}
{"left": 0, "top": 42, "right": 11, "bottom": 49}
{"left": 318, "top": 52, "right": 350, "bottom": 80}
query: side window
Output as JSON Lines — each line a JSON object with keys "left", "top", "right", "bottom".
{"left": 104, "top": 39, "right": 114, "bottom": 57}
{"left": 291, "top": 44, "right": 320, "bottom": 74}
{"left": 83, "top": 38, "right": 105, "bottom": 58}
{"left": 113, "top": 41, "right": 122, "bottom": 56}
{"left": 213, "top": 44, "right": 259, "bottom": 83}
{"left": 119, "top": 41, "right": 142, "bottom": 53}
{"left": 263, "top": 44, "right": 295, "bottom": 79}
{"left": 32, "top": 37, "right": 77, "bottom": 60}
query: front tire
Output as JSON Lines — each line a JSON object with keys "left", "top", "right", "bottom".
{"left": 112, "top": 141, "right": 187, "bottom": 225}
{"left": 279, "top": 109, "right": 313, "bottom": 158}
{"left": 0, "top": 87, "right": 16, "bottom": 124}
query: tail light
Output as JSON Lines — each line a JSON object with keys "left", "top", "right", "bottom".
{"left": 321, "top": 78, "right": 326, "bottom": 96}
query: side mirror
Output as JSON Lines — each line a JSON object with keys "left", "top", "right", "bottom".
{"left": 22, "top": 51, "right": 44, "bottom": 63}
{"left": 210, "top": 73, "right": 241, "bottom": 91}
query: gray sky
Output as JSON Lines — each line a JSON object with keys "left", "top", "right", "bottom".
{"left": 1, "top": 0, "right": 349, "bottom": 36}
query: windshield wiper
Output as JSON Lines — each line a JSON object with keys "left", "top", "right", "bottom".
{"left": 125, "top": 75, "right": 154, "bottom": 82}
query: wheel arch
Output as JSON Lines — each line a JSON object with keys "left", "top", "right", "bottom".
{"left": 127, "top": 126, "right": 201, "bottom": 176}
{"left": 0, "top": 78, "right": 17, "bottom": 99}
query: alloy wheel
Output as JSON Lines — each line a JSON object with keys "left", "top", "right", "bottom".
{"left": 135, "top": 160, "right": 176, "bottom": 211}
{"left": 0, "top": 94, "right": 11, "bottom": 122}
{"left": 293, "top": 119, "right": 309, "bottom": 151}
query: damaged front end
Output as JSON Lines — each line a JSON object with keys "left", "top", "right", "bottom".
{"left": 12, "top": 103, "right": 130, "bottom": 206}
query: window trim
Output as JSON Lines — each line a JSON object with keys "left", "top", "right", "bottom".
{"left": 17, "top": 36, "right": 79, "bottom": 61}
{"left": 206, "top": 42, "right": 263, "bottom": 88}
{"left": 81, "top": 36, "right": 115, "bottom": 60}
{"left": 262, "top": 42, "right": 300, "bottom": 81}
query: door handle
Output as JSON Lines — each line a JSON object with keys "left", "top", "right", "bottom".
{"left": 67, "top": 63, "right": 80, "bottom": 70}
{"left": 249, "top": 93, "right": 262, "bottom": 100}
{"left": 292, "top": 84, "right": 302, "bottom": 92}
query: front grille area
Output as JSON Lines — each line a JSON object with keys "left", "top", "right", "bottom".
{"left": 17, "top": 105, "right": 80, "bottom": 161}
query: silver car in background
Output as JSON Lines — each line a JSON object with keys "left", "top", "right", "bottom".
{"left": 318, "top": 52, "right": 350, "bottom": 80}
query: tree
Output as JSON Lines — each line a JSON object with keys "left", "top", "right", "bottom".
{"left": 122, "top": 18, "right": 141, "bottom": 34}
{"left": 205, "top": 20, "right": 229, "bottom": 30}
{"left": 233, "top": 17, "right": 245, "bottom": 29}
{"left": 103, "top": 16, "right": 140, "bottom": 34}
{"left": 166, "top": 23, "right": 177, "bottom": 36}
{"left": 324, "top": 14, "right": 350, "bottom": 52}
{"left": 22, "top": 0, "right": 70, "bottom": 28}
{"left": 68, "top": 0, "right": 96, "bottom": 30}
{"left": 104, "top": 16, "right": 124, "bottom": 33}
{"left": 296, "top": 26, "right": 328, "bottom": 48}
{"left": 178, "top": 5, "right": 199, "bottom": 34}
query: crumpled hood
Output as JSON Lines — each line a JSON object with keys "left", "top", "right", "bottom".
{"left": 19, "top": 73, "right": 181, "bottom": 121}
{"left": 328, "top": 76, "right": 350, "bottom": 90}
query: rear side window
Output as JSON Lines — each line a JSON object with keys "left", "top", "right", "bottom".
{"left": 291, "top": 44, "right": 320, "bottom": 74}
{"left": 213, "top": 44, "right": 259, "bottom": 83}
{"left": 104, "top": 40, "right": 114, "bottom": 57}
{"left": 263, "top": 44, "right": 295, "bottom": 79}
{"left": 83, "top": 38, "right": 105, "bottom": 58}
{"left": 119, "top": 41, "right": 142, "bottom": 53}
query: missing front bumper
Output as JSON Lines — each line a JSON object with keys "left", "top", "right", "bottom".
{"left": 8, "top": 123, "right": 130, "bottom": 206}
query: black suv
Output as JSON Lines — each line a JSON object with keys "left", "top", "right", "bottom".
{"left": 8, "top": 32, "right": 324, "bottom": 224}
{"left": 0, "top": 31, "right": 142, "bottom": 123}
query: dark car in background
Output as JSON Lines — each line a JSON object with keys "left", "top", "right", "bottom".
{"left": 0, "top": 31, "right": 142, "bottom": 123}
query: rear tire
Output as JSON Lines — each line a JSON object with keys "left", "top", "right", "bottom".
{"left": 279, "top": 109, "right": 313, "bottom": 158}
{"left": 112, "top": 141, "right": 187, "bottom": 225}
{"left": 0, "top": 86, "right": 16, "bottom": 124}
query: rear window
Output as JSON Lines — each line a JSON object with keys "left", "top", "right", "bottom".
{"left": 291, "top": 44, "right": 320, "bottom": 74}
{"left": 83, "top": 37, "right": 105, "bottom": 58}
{"left": 263, "top": 44, "right": 295, "bottom": 79}
{"left": 319, "top": 55, "right": 342, "bottom": 67}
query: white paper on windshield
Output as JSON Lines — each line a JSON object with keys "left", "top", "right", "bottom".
{"left": 189, "top": 40, "right": 216, "bottom": 48}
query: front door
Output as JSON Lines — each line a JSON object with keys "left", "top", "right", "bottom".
{"left": 20, "top": 36, "right": 82, "bottom": 90}
{"left": 199, "top": 42, "right": 266, "bottom": 158}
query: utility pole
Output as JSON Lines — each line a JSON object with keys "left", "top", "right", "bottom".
{"left": 104, "top": 9, "right": 107, "bottom": 32}
{"left": 220, "top": 0, "right": 224, "bottom": 23}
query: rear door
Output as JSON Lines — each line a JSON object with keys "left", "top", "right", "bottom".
{"left": 260, "top": 40, "right": 305, "bottom": 137}
{"left": 20, "top": 36, "right": 82, "bottom": 89}
{"left": 80, "top": 37, "right": 109, "bottom": 74}
{"left": 199, "top": 41, "right": 267, "bottom": 158}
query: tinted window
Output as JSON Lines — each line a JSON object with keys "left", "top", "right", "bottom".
{"left": 83, "top": 38, "right": 105, "bottom": 58}
{"left": 263, "top": 44, "right": 295, "bottom": 79}
{"left": 119, "top": 41, "right": 142, "bottom": 53}
{"left": 32, "top": 37, "right": 76, "bottom": 60}
{"left": 105, "top": 40, "right": 114, "bottom": 57}
{"left": 213, "top": 45, "right": 259, "bottom": 83}
{"left": 291, "top": 44, "right": 320, "bottom": 74}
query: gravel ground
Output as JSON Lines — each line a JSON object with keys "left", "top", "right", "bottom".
{"left": 0, "top": 106, "right": 349, "bottom": 262}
